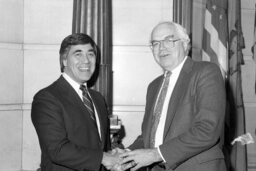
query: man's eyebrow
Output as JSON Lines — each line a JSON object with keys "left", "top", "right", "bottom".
{"left": 73, "top": 49, "right": 82, "bottom": 54}
{"left": 165, "top": 35, "right": 175, "bottom": 39}
{"left": 71, "top": 48, "right": 95, "bottom": 54}
{"left": 151, "top": 35, "right": 175, "bottom": 42}
{"left": 88, "top": 49, "right": 95, "bottom": 53}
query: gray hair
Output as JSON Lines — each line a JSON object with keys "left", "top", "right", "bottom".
{"left": 151, "top": 21, "right": 191, "bottom": 53}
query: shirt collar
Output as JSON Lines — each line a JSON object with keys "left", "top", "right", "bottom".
{"left": 170, "top": 56, "right": 187, "bottom": 75}
{"left": 62, "top": 73, "right": 87, "bottom": 93}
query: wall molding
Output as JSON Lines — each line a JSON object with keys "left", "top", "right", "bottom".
{"left": 0, "top": 104, "right": 145, "bottom": 112}
{"left": 248, "top": 153, "right": 256, "bottom": 169}
{"left": 244, "top": 54, "right": 255, "bottom": 61}
{"left": 0, "top": 42, "right": 59, "bottom": 51}
{"left": 1, "top": 42, "right": 252, "bottom": 61}
{"left": 0, "top": 43, "right": 23, "bottom": 50}
{"left": 0, "top": 104, "right": 23, "bottom": 111}
{"left": 1, "top": 103, "right": 256, "bottom": 112}
{"left": 244, "top": 102, "right": 256, "bottom": 107}
{"left": 113, "top": 105, "right": 145, "bottom": 112}
{"left": 23, "top": 44, "right": 59, "bottom": 50}
{"left": 113, "top": 45, "right": 151, "bottom": 53}
{"left": 0, "top": 103, "right": 31, "bottom": 111}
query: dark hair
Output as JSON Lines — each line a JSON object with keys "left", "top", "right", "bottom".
{"left": 59, "top": 33, "right": 97, "bottom": 72}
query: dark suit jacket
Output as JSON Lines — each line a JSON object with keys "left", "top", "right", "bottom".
{"left": 129, "top": 57, "right": 226, "bottom": 171}
{"left": 31, "top": 76, "right": 111, "bottom": 171}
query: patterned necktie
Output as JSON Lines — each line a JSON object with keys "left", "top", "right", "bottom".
{"left": 150, "top": 71, "right": 171, "bottom": 148}
{"left": 80, "top": 85, "right": 96, "bottom": 121}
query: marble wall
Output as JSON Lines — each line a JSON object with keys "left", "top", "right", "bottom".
{"left": 0, "top": 0, "right": 255, "bottom": 170}
{"left": 0, "top": 0, "right": 72, "bottom": 170}
{"left": 241, "top": 1, "right": 256, "bottom": 170}
{"left": 0, "top": 0, "right": 25, "bottom": 170}
{"left": 22, "top": 0, "right": 73, "bottom": 169}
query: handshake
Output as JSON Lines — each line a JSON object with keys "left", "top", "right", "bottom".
{"left": 101, "top": 148, "right": 162, "bottom": 171}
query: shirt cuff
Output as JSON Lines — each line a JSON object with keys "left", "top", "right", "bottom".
{"left": 125, "top": 148, "right": 131, "bottom": 152}
{"left": 157, "top": 147, "right": 166, "bottom": 163}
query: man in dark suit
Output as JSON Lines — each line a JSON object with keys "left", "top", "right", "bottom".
{"left": 31, "top": 33, "right": 120, "bottom": 171}
{"left": 119, "top": 21, "right": 227, "bottom": 171}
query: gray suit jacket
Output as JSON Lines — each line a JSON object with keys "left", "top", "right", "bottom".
{"left": 130, "top": 57, "right": 226, "bottom": 171}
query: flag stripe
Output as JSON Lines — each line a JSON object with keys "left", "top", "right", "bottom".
{"left": 202, "top": 30, "right": 219, "bottom": 63}
{"left": 202, "top": 0, "right": 228, "bottom": 77}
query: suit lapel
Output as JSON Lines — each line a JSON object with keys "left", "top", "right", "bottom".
{"left": 89, "top": 90, "right": 106, "bottom": 145}
{"left": 56, "top": 76, "right": 102, "bottom": 141}
{"left": 163, "top": 58, "right": 194, "bottom": 139}
{"left": 56, "top": 76, "right": 84, "bottom": 108}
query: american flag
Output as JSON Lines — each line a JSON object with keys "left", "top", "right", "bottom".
{"left": 202, "top": 0, "right": 228, "bottom": 78}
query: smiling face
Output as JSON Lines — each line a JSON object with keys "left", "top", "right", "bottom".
{"left": 151, "top": 23, "right": 186, "bottom": 71}
{"left": 63, "top": 44, "right": 96, "bottom": 84}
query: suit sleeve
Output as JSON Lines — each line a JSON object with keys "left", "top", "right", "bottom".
{"left": 31, "top": 90, "right": 103, "bottom": 171}
{"left": 128, "top": 135, "right": 145, "bottom": 150}
{"left": 159, "top": 64, "right": 226, "bottom": 169}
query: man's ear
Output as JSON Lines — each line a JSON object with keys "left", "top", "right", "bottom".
{"left": 183, "top": 40, "right": 190, "bottom": 52}
{"left": 63, "top": 59, "right": 67, "bottom": 67}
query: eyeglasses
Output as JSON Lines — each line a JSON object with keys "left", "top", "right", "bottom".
{"left": 150, "top": 37, "right": 180, "bottom": 50}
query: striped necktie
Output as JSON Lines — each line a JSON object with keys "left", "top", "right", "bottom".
{"left": 80, "top": 85, "right": 96, "bottom": 121}
{"left": 150, "top": 71, "right": 171, "bottom": 148}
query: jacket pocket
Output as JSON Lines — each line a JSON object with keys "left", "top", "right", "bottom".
{"left": 195, "top": 145, "right": 224, "bottom": 164}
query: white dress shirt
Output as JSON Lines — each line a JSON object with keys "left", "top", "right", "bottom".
{"left": 155, "top": 56, "right": 188, "bottom": 161}
{"left": 62, "top": 73, "right": 102, "bottom": 139}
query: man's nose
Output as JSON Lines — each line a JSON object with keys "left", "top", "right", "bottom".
{"left": 159, "top": 40, "right": 166, "bottom": 50}
{"left": 81, "top": 54, "right": 89, "bottom": 63}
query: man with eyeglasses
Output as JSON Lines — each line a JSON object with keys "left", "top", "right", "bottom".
{"left": 116, "top": 21, "right": 227, "bottom": 171}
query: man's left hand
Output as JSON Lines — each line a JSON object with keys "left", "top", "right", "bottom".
{"left": 120, "top": 148, "right": 162, "bottom": 171}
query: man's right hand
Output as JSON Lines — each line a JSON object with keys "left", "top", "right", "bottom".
{"left": 102, "top": 151, "right": 122, "bottom": 170}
